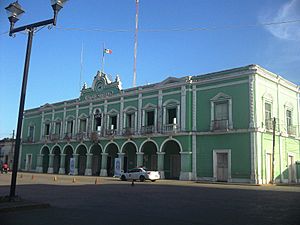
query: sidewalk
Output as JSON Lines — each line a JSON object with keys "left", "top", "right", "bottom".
{"left": 0, "top": 195, "right": 50, "bottom": 212}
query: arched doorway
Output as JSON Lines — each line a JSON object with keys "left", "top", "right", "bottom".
{"left": 64, "top": 145, "right": 73, "bottom": 175}
{"left": 123, "top": 142, "right": 137, "bottom": 172}
{"left": 106, "top": 143, "right": 118, "bottom": 177}
{"left": 90, "top": 144, "right": 102, "bottom": 176}
{"left": 41, "top": 146, "right": 50, "bottom": 173}
{"left": 77, "top": 145, "right": 87, "bottom": 175}
{"left": 141, "top": 141, "right": 157, "bottom": 170}
{"left": 52, "top": 146, "right": 61, "bottom": 174}
{"left": 162, "top": 140, "right": 181, "bottom": 179}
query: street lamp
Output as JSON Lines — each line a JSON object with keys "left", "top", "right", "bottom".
{"left": 5, "top": 0, "right": 68, "bottom": 200}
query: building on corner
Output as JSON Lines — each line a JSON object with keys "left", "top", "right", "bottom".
{"left": 19, "top": 65, "right": 300, "bottom": 184}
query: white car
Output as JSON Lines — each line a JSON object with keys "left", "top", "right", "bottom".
{"left": 120, "top": 167, "right": 160, "bottom": 182}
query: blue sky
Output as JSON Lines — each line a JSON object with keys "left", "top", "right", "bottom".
{"left": 0, "top": 0, "right": 300, "bottom": 139}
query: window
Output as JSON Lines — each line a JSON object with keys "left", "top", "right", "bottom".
{"left": 110, "top": 115, "right": 117, "bottom": 130}
{"left": 146, "top": 111, "right": 154, "bottom": 126}
{"left": 210, "top": 92, "right": 232, "bottom": 131}
{"left": 126, "top": 113, "right": 134, "bottom": 128}
{"left": 44, "top": 123, "right": 50, "bottom": 136}
{"left": 28, "top": 126, "right": 34, "bottom": 142}
{"left": 67, "top": 120, "right": 73, "bottom": 134}
{"left": 167, "top": 108, "right": 177, "bottom": 124}
{"left": 94, "top": 110, "right": 102, "bottom": 131}
{"left": 79, "top": 118, "right": 87, "bottom": 132}
{"left": 214, "top": 101, "right": 229, "bottom": 121}
{"left": 55, "top": 122, "right": 61, "bottom": 135}
{"left": 265, "top": 102, "right": 272, "bottom": 129}
{"left": 286, "top": 110, "right": 292, "bottom": 127}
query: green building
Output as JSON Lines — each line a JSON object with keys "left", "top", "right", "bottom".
{"left": 20, "top": 64, "right": 300, "bottom": 184}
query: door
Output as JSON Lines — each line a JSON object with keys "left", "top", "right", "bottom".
{"left": 266, "top": 153, "right": 272, "bottom": 184}
{"left": 288, "top": 155, "right": 295, "bottom": 183}
{"left": 170, "top": 155, "right": 180, "bottom": 179}
{"left": 26, "top": 154, "right": 32, "bottom": 171}
{"left": 216, "top": 153, "right": 228, "bottom": 182}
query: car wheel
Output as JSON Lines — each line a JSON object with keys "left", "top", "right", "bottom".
{"left": 151, "top": 180, "right": 156, "bottom": 182}
{"left": 139, "top": 175, "right": 145, "bottom": 182}
{"left": 121, "top": 175, "right": 126, "bottom": 181}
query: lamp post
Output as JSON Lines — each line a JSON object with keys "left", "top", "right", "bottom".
{"left": 5, "top": 0, "right": 68, "bottom": 200}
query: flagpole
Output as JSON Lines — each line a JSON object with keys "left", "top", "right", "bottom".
{"left": 101, "top": 43, "right": 105, "bottom": 73}
{"left": 79, "top": 41, "right": 83, "bottom": 91}
{"left": 133, "top": 0, "right": 139, "bottom": 87}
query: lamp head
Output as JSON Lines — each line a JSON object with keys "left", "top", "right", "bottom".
{"left": 5, "top": 1, "right": 25, "bottom": 24}
{"left": 51, "top": 0, "right": 68, "bottom": 12}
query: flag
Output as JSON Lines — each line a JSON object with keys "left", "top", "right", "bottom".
{"left": 104, "top": 48, "right": 112, "bottom": 54}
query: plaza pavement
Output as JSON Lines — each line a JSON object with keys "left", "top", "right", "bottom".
{"left": 0, "top": 172, "right": 300, "bottom": 225}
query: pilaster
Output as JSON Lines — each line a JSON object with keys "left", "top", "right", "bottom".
{"left": 136, "top": 152, "right": 144, "bottom": 167}
{"left": 47, "top": 154, "right": 54, "bottom": 174}
{"left": 157, "top": 152, "right": 165, "bottom": 179}
{"left": 100, "top": 153, "right": 108, "bottom": 176}
{"left": 59, "top": 153, "right": 66, "bottom": 174}
{"left": 85, "top": 153, "right": 92, "bottom": 175}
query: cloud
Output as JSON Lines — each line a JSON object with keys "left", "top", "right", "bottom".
{"left": 261, "top": 0, "right": 300, "bottom": 41}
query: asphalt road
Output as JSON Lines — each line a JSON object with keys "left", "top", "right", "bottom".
{"left": 0, "top": 173, "right": 300, "bottom": 225}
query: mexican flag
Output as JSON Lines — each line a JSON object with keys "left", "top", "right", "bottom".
{"left": 104, "top": 48, "right": 112, "bottom": 54}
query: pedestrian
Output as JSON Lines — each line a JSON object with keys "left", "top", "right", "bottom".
{"left": 2, "top": 163, "right": 8, "bottom": 174}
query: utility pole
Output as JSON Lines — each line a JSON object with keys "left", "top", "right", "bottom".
{"left": 271, "top": 117, "right": 276, "bottom": 184}
{"left": 9, "top": 130, "right": 15, "bottom": 168}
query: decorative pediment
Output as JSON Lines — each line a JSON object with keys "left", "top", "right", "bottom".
{"left": 80, "top": 71, "right": 122, "bottom": 101}
{"left": 160, "top": 77, "right": 181, "bottom": 85}
{"left": 210, "top": 92, "right": 231, "bottom": 101}
{"left": 107, "top": 109, "right": 119, "bottom": 115}
{"left": 143, "top": 103, "right": 157, "bottom": 110}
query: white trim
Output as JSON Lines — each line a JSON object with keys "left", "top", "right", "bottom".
{"left": 104, "top": 141, "right": 120, "bottom": 154}
{"left": 159, "top": 137, "right": 183, "bottom": 153}
{"left": 196, "top": 80, "right": 248, "bottom": 91}
{"left": 181, "top": 86, "right": 186, "bottom": 131}
{"left": 213, "top": 149, "right": 231, "bottom": 182}
{"left": 192, "top": 85, "right": 197, "bottom": 131}
{"left": 139, "top": 139, "right": 159, "bottom": 153}
{"left": 75, "top": 143, "right": 88, "bottom": 154}
{"left": 121, "top": 140, "right": 138, "bottom": 153}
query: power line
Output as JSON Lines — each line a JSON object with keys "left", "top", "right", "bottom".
{"left": 1, "top": 19, "right": 299, "bottom": 36}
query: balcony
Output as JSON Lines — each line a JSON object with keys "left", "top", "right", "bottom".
{"left": 42, "top": 135, "right": 50, "bottom": 142}
{"left": 161, "top": 124, "right": 179, "bottom": 134}
{"left": 287, "top": 125, "right": 297, "bottom": 136}
{"left": 25, "top": 136, "right": 34, "bottom": 143}
{"left": 123, "top": 127, "right": 136, "bottom": 136}
{"left": 106, "top": 128, "right": 116, "bottom": 136}
{"left": 141, "top": 125, "right": 155, "bottom": 134}
{"left": 50, "top": 134, "right": 60, "bottom": 141}
{"left": 76, "top": 132, "right": 88, "bottom": 141}
{"left": 64, "top": 132, "right": 73, "bottom": 141}
{"left": 90, "top": 131, "right": 103, "bottom": 142}
{"left": 212, "top": 119, "right": 229, "bottom": 131}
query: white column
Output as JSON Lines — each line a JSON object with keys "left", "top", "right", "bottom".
{"left": 158, "top": 90, "right": 163, "bottom": 131}
{"left": 181, "top": 85, "right": 186, "bottom": 131}
{"left": 100, "top": 153, "right": 108, "bottom": 176}
{"left": 138, "top": 90, "right": 142, "bottom": 133}
{"left": 192, "top": 85, "right": 197, "bottom": 131}
{"left": 136, "top": 152, "right": 144, "bottom": 167}
{"left": 40, "top": 111, "right": 44, "bottom": 140}
{"left": 192, "top": 134, "right": 197, "bottom": 180}
{"left": 120, "top": 97, "right": 124, "bottom": 134}
{"left": 85, "top": 153, "right": 92, "bottom": 176}
{"left": 47, "top": 154, "right": 54, "bottom": 174}
{"left": 36, "top": 154, "right": 43, "bottom": 173}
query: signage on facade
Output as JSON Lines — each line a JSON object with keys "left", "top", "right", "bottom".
{"left": 69, "top": 158, "right": 75, "bottom": 175}
{"left": 114, "top": 158, "right": 121, "bottom": 177}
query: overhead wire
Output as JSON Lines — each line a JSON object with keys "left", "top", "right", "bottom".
{"left": 1, "top": 19, "right": 299, "bottom": 36}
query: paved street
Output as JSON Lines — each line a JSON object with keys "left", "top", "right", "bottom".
{"left": 0, "top": 172, "right": 300, "bottom": 225}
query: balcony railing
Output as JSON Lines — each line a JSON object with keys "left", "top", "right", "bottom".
{"left": 76, "top": 132, "right": 88, "bottom": 141}
{"left": 42, "top": 135, "right": 50, "bottom": 142}
{"left": 264, "top": 119, "right": 279, "bottom": 131}
{"left": 287, "top": 125, "right": 297, "bottom": 136}
{"left": 212, "top": 119, "right": 229, "bottom": 131}
{"left": 161, "top": 124, "right": 179, "bottom": 133}
{"left": 24, "top": 136, "right": 34, "bottom": 143}
{"left": 106, "top": 128, "right": 116, "bottom": 136}
{"left": 64, "top": 132, "right": 73, "bottom": 140}
{"left": 123, "top": 127, "right": 136, "bottom": 136}
{"left": 50, "top": 134, "right": 60, "bottom": 141}
{"left": 141, "top": 125, "right": 155, "bottom": 134}
{"left": 90, "top": 131, "right": 103, "bottom": 141}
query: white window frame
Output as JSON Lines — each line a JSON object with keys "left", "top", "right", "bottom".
{"left": 163, "top": 99, "right": 180, "bottom": 126}
{"left": 210, "top": 93, "right": 233, "bottom": 130}
{"left": 78, "top": 114, "right": 88, "bottom": 133}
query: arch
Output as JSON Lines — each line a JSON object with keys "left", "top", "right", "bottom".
{"left": 41, "top": 146, "right": 50, "bottom": 173}
{"left": 90, "top": 144, "right": 102, "bottom": 176}
{"left": 104, "top": 142, "right": 120, "bottom": 153}
{"left": 75, "top": 143, "right": 89, "bottom": 154}
{"left": 139, "top": 139, "right": 159, "bottom": 153}
{"left": 78, "top": 113, "right": 88, "bottom": 119}
{"left": 160, "top": 138, "right": 183, "bottom": 153}
{"left": 107, "top": 108, "right": 119, "bottom": 115}
{"left": 105, "top": 142, "right": 119, "bottom": 176}
{"left": 63, "top": 145, "right": 73, "bottom": 175}
{"left": 76, "top": 144, "right": 87, "bottom": 176}
{"left": 93, "top": 108, "right": 102, "bottom": 114}
{"left": 121, "top": 140, "right": 138, "bottom": 153}
{"left": 124, "top": 106, "right": 137, "bottom": 112}
{"left": 52, "top": 145, "right": 61, "bottom": 174}
{"left": 66, "top": 115, "right": 75, "bottom": 120}
{"left": 262, "top": 92, "right": 273, "bottom": 102}
{"left": 163, "top": 99, "right": 180, "bottom": 107}
{"left": 143, "top": 103, "right": 157, "bottom": 110}
{"left": 161, "top": 139, "right": 182, "bottom": 179}
{"left": 140, "top": 140, "right": 159, "bottom": 170}
{"left": 122, "top": 141, "right": 137, "bottom": 172}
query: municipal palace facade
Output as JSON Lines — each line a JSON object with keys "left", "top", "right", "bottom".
{"left": 19, "top": 64, "right": 300, "bottom": 184}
